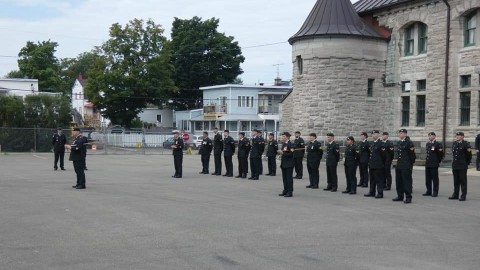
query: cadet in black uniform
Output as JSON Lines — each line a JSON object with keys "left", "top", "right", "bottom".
{"left": 423, "top": 132, "right": 444, "bottom": 197}
{"left": 449, "top": 132, "right": 472, "bottom": 201}
{"left": 236, "top": 132, "right": 250, "bottom": 178}
{"left": 358, "top": 132, "right": 370, "bottom": 188}
{"left": 382, "top": 132, "right": 394, "bottom": 190}
{"left": 212, "top": 127, "right": 223, "bottom": 176}
{"left": 475, "top": 133, "right": 480, "bottom": 171}
{"left": 249, "top": 129, "right": 264, "bottom": 180}
{"left": 52, "top": 127, "right": 67, "bottom": 171}
{"left": 199, "top": 131, "right": 213, "bottom": 174}
{"left": 293, "top": 131, "right": 305, "bottom": 179}
{"left": 393, "top": 129, "right": 416, "bottom": 204}
{"left": 324, "top": 133, "right": 340, "bottom": 192}
{"left": 278, "top": 132, "right": 294, "bottom": 197}
{"left": 65, "top": 128, "right": 86, "bottom": 189}
{"left": 266, "top": 133, "right": 278, "bottom": 176}
{"left": 365, "top": 130, "right": 386, "bottom": 198}
{"left": 258, "top": 131, "right": 265, "bottom": 175}
{"left": 343, "top": 136, "right": 359, "bottom": 194}
{"left": 171, "top": 130, "right": 184, "bottom": 178}
{"left": 222, "top": 130, "right": 235, "bottom": 177}
{"left": 306, "top": 133, "right": 323, "bottom": 189}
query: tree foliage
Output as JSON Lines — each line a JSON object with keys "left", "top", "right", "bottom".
{"left": 170, "top": 16, "right": 245, "bottom": 110}
{"left": 23, "top": 94, "right": 72, "bottom": 128}
{"left": 85, "top": 19, "right": 176, "bottom": 128}
{"left": 59, "top": 51, "right": 99, "bottom": 92}
{"left": 0, "top": 96, "right": 25, "bottom": 127}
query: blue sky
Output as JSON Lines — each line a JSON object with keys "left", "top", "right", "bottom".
{"left": 0, "top": 0, "right": 360, "bottom": 85}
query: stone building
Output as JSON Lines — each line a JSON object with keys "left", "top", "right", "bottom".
{"left": 281, "top": 0, "right": 480, "bottom": 144}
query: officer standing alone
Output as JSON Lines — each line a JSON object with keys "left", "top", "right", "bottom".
{"left": 423, "top": 132, "right": 444, "bottom": 197}
{"left": 64, "top": 128, "right": 86, "bottom": 189}
{"left": 171, "top": 130, "right": 184, "bottom": 178}
{"left": 199, "top": 131, "right": 212, "bottom": 174}
{"left": 449, "top": 132, "right": 472, "bottom": 201}
{"left": 278, "top": 132, "right": 294, "bottom": 197}
{"left": 266, "top": 133, "right": 278, "bottom": 176}
{"left": 52, "top": 127, "right": 67, "bottom": 171}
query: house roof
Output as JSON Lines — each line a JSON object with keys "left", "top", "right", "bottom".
{"left": 289, "top": 0, "right": 384, "bottom": 44}
{"left": 200, "top": 84, "right": 292, "bottom": 91}
{"left": 353, "top": 0, "right": 412, "bottom": 14}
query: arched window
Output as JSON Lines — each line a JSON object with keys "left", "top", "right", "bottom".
{"left": 465, "top": 11, "right": 477, "bottom": 47}
{"left": 403, "top": 22, "right": 428, "bottom": 56}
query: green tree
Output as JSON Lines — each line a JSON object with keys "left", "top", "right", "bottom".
{"left": 5, "top": 70, "right": 24, "bottom": 79}
{"left": 0, "top": 96, "right": 25, "bottom": 127}
{"left": 59, "top": 50, "right": 100, "bottom": 91}
{"left": 15, "top": 40, "right": 63, "bottom": 92}
{"left": 85, "top": 19, "right": 177, "bottom": 128}
{"left": 170, "top": 16, "right": 245, "bottom": 109}
{"left": 24, "top": 94, "right": 72, "bottom": 128}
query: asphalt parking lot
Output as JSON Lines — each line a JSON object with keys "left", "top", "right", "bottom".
{"left": 1, "top": 153, "right": 479, "bottom": 270}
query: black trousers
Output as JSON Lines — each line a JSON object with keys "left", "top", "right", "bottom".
{"left": 54, "top": 151, "right": 65, "bottom": 169}
{"left": 452, "top": 169, "right": 467, "bottom": 198}
{"left": 359, "top": 162, "right": 369, "bottom": 186}
{"left": 294, "top": 156, "right": 303, "bottom": 177}
{"left": 83, "top": 152, "right": 87, "bottom": 169}
{"left": 282, "top": 167, "right": 294, "bottom": 193}
{"left": 345, "top": 165, "right": 357, "bottom": 192}
{"left": 214, "top": 154, "right": 222, "bottom": 175}
{"left": 395, "top": 168, "right": 412, "bottom": 199}
{"left": 425, "top": 167, "right": 439, "bottom": 195}
{"left": 385, "top": 162, "right": 392, "bottom": 188}
{"left": 201, "top": 154, "right": 210, "bottom": 173}
{"left": 307, "top": 160, "right": 320, "bottom": 187}
{"left": 238, "top": 156, "right": 248, "bottom": 176}
{"left": 369, "top": 168, "right": 385, "bottom": 196}
{"left": 326, "top": 165, "right": 338, "bottom": 189}
{"left": 259, "top": 158, "right": 263, "bottom": 175}
{"left": 250, "top": 157, "right": 261, "bottom": 178}
{"left": 73, "top": 160, "right": 86, "bottom": 187}
{"left": 267, "top": 156, "right": 276, "bottom": 175}
{"left": 477, "top": 152, "right": 480, "bottom": 170}
{"left": 224, "top": 155, "right": 233, "bottom": 176}
{"left": 173, "top": 155, "right": 183, "bottom": 177}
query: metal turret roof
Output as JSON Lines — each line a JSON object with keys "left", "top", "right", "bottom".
{"left": 289, "top": 0, "right": 384, "bottom": 44}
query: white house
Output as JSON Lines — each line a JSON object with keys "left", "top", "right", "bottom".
{"left": 0, "top": 78, "right": 39, "bottom": 98}
{"left": 71, "top": 74, "right": 106, "bottom": 127}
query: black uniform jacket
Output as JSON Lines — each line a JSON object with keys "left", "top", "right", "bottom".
{"left": 395, "top": 139, "right": 416, "bottom": 169}
{"left": 280, "top": 141, "right": 294, "bottom": 169}
{"left": 383, "top": 140, "right": 394, "bottom": 163}
{"left": 237, "top": 137, "right": 250, "bottom": 158}
{"left": 213, "top": 133, "right": 223, "bottom": 154}
{"left": 250, "top": 136, "right": 265, "bottom": 158}
{"left": 452, "top": 140, "right": 472, "bottom": 170}
{"left": 425, "top": 140, "right": 444, "bottom": 168}
{"left": 199, "top": 137, "right": 213, "bottom": 155}
{"left": 306, "top": 140, "right": 323, "bottom": 163}
{"left": 69, "top": 135, "right": 85, "bottom": 161}
{"left": 266, "top": 140, "right": 278, "bottom": 157}
{"left": 293, "top": 137, "right": 305, "bottom": 158}
{"left": 358, "top": 140, "right": 371, "bottom": 164}
{"left": 325, "top": 142, "right": 340, "bottom": 166}
{"left": 223, "top": 136, "right": 235, "bottom": 156}
{"left": 369, "top": 139, "right": 386, "bottom": 169}
{"left": 344, "top": 144, "right": 359, "bottom": 167}
{"left": 172, "top": 137, "right": 184, "bottom": 156}
{"left": 52, "top": 133, "right": 67, "bottom": 152}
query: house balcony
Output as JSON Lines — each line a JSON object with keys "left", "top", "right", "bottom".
{"left": 203, "top": 104, "right": 227, "bottom": 118}
{"left": 258, "top": 106, "right": 279, "bottom": 115}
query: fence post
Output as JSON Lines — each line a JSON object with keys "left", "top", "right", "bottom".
{"left": 142, "top": 130, "right": 146, "bottom": 155}
{"left": 104, "top": 128, "right": 108, "bottom": 155}
{"left": 33, "top": 126, "right": 37, "bottom": 152}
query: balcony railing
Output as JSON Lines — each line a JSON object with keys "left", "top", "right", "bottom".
{"left": 203, "top": 104, "right": 227, "bottom": 118}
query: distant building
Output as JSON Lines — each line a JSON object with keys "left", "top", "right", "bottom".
{"left": 175, "top": 83, "right": 292, "bottom": 136}
{"left": 71, "top": 74, "right": 105, "bottom": 127}
{"left": 0, "top": 78, "right": 39, "bottom": 98}
{"left": 137, "top": 106, "right": 174, "bottom": 128}
{"left": 282, "top": 0, "right": 480, "bottom": 142}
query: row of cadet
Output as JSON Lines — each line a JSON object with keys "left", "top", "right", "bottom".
{"left": 169, "top": 128, "right": 472, "bottom": 202}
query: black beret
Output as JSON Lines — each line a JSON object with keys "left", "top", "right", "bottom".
{"left": 399, "top": 128, "right": 408, "bottom": 133}
{"left": 382, "top": 132, "right": 389, "bottom": 136}
{"left": 346, "top": 136, "right": 355, "bottom": 141}
{"left": 371, "top": 130, "right": 380, "bottom": 134}
{"left": 203, "top": 131, "right": 208, "bottom": 135}
{"left": 326, "top": 133, "right": 334, "bottom": 137}
{"left": 252, "top": 129, "right": 259, "bottom": 132}
{"left": 57, "top": 127, "right": 63, "bottom": 130}
{"left": 213, "top": 127, "right": 218, "bottom": 130}
{"left": 224, "top": 130, "right": 229, "bottom": 133}
{"left": 428, "top": 132, "right": 436, "bottom": 136}
{"left": 295, "top": 131, "right": 301, "bottom": 134}
{"left": 456, "top": 131, "right": 465, "bottom": 136}
{"left": 309, "top": 133, "right": 317, "bottom": 138}
{"left": 73, "top": 128, "right": 80, "bottom": 131}
{"left": 268, "top": 133, "right": 274, "bottom": 136}
{"left": 282, "top": 132, "right": 291, "bottom": 137}
{"left": 361, "top": 132, "right": 368, "bottom": 137}
{"left": 239, "top": 132, "right": 245, "bottom": 136}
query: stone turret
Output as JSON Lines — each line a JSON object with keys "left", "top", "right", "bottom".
{"left": 281, "top": 0, "right": 391, "bottom": 137}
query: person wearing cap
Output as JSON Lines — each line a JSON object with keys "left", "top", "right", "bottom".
{"left": 278, "top": 132, "right": 294, "bottom": 197}
{"left": 357, "top": 132, "right": 370, "bottom": 188}
{"left": 199, "top": 131, "right": 213, "bottom": 174}
{"left": 382, "top": 132, "right": 394, "bottom": 190}
{"left": 293, "top": 131, "right": 305, "bottom": 179}
{"left": 222, "top": 130, "right": 235, "bottom": 177}
{"left": 449, "top": 131, "right": 472, "bottom": 201}
{"left": 236, "top": 132, "right": 250, "bottom": 178}
{"left": 52, "top": 127, "right": 67, "bottom": 171}
{"left": 171, "top": 130, "right": 184, "bottom": 178}
{"left": 365, "top": 130, "right": 386, "bottom": 199}
{"left": 424, "top": 132, "right": 444, "bottom": 197}
{"left": 64, "top": 128, "right": 86, "bottom": 189}
{"left": 324, "top": 133, "right": 340, "bottom": 192}
{"left": 249, "top": 129, "right": 264, "bottom": 180}
{"left": 392, "top": 129, "right": 416, "bottom": 203}
{"left": 212, "top": 127, "right": 223, "bottom": 176}
{"left": 343, "top": 136, "right": 359, "bottom": 194}
{"left": 266, "top": 133, "right": 278, "bottom": 176}
{"left": 306, "top": 133, "right": 323, "bottom": 189}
